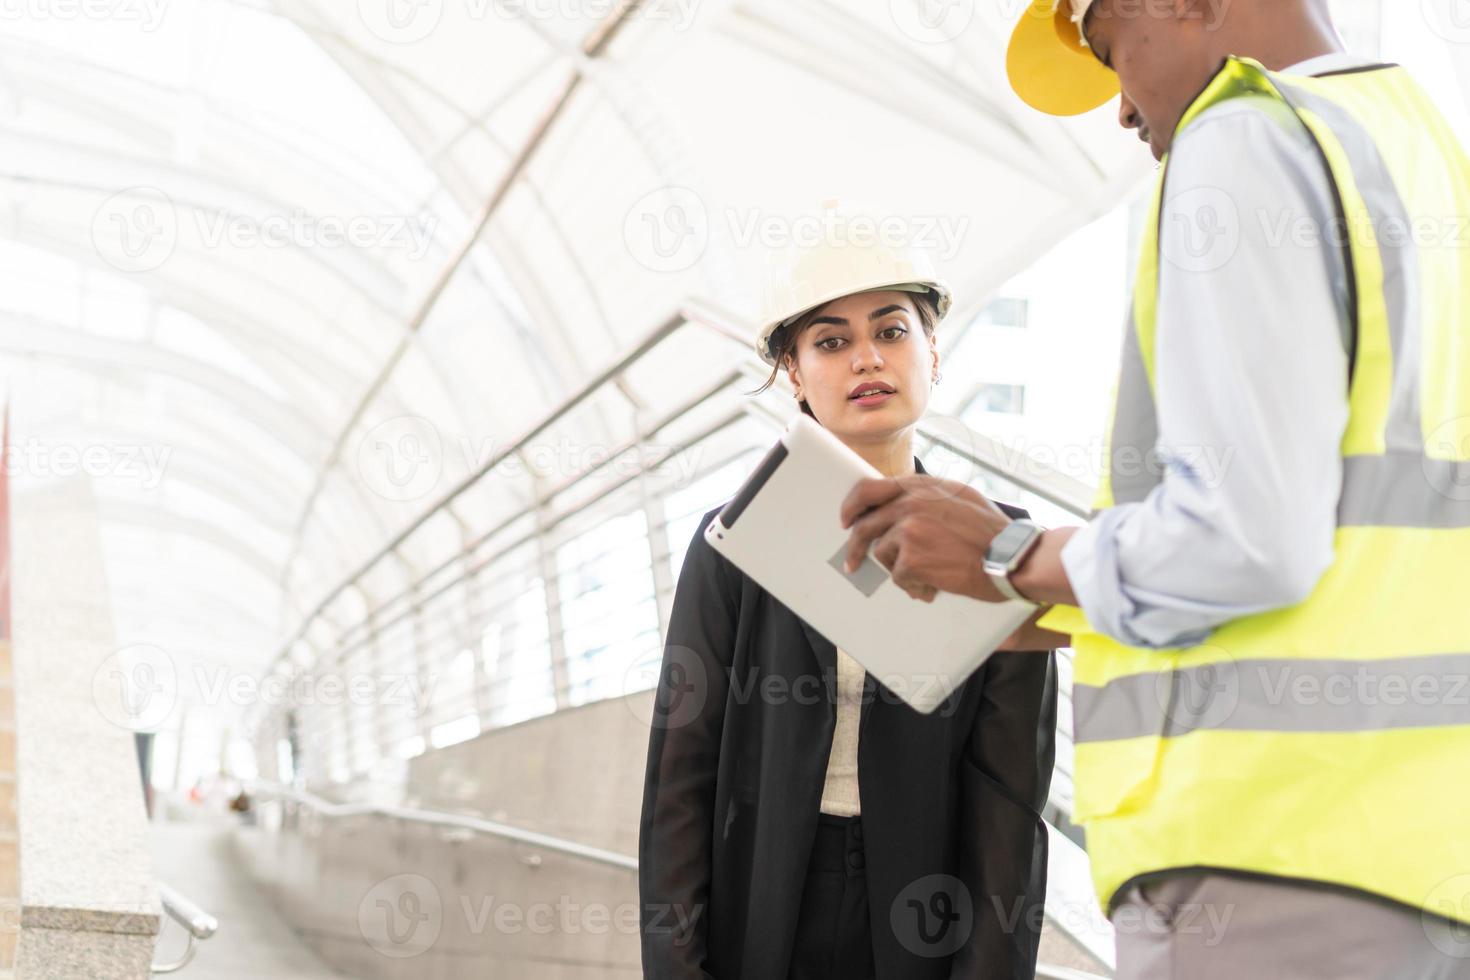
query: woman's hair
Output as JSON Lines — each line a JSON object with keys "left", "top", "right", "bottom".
{"left": 750, "top": 290, "right": 941, "bottom": 419}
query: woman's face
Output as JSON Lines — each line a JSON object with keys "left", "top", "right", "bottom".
{"left": 783, "top": 289, "right": 938, "bottom": 441}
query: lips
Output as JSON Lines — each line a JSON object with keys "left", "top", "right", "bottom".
{"left": 849, "top": 382, "right": 896, "bottom": 400}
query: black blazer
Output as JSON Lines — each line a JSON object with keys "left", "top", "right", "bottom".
{"left": 638, "top": 455, "right": 1059, "bottom": 979}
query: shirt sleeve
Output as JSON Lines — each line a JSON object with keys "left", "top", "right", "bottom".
{"left": 1060, "top": 101, "right": 1352, "bottom": 650}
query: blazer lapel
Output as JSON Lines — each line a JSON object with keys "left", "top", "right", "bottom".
{"left": 797, "top": 618, "right": 837, "bottom": 707}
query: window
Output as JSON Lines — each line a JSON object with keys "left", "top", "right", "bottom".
{"left": 965, "top": 382, "right": 1026, "bottom": 416}
{"left": 480, "top": 572, "right": 557, "bottom": 728}
{"left": 973, "top": 296, "right": 1028, "bottom": 329}
{"left": 557, "top": 510, "right": 661, "bottom": 707}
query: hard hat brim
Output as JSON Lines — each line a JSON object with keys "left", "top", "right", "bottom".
{"left": 1006, "top": 0, "right": 1120, "bottom": 117}
{"left": 756, "top": 280, "right": 951, "bottom": 367}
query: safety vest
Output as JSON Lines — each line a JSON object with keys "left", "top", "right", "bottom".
{"left": 1039, "top": 55, "right": 1470, "bottom": 925}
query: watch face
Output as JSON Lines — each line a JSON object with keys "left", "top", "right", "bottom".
{"left": 991, "top": 521, "right": 1033, "bottom": 559}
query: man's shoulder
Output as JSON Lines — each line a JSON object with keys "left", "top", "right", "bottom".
{"left": 1172, "top": 94, "right": 1315, "bottom": 163}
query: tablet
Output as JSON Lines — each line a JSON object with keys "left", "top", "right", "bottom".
{"left": 705, "top": 414, "right": 1035, "bottom": 714}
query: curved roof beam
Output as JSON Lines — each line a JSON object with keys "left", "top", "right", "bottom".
{"left": 94, "top": 500, "right": 284, "bottom": 586}
{"left": 8, "top": 160, "right": 425, "bottom": 342}
{"left": 278, "top": 1, "right": 699, "bottom": 403}
{"left": 0, "top": 215, "right": 373, "bottom": 401}
{"left": 278, "top": 0, "right": 652, "bottom": 590}
{"left": 108, "top": 578, "right": 285, "bottom": 642}
{"left": 273, "top": 8, "right": 613, "bottom": 404}
{"left": 0, "top": 311, "right": 330, "bottom": 460}
{"left": 0, "top": 35, "right": 438, "bottom": 226}
{"left": 9, "top": 416, "right": 302, "bottom": 522}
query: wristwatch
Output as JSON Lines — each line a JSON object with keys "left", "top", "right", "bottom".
{"left": 983, "top": 519, "right": 1044, "bottom": 604}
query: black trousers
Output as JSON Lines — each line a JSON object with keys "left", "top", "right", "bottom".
{"left": 786, "top": 812, "right": 877, "bottom": 980}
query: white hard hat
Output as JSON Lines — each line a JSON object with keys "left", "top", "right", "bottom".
{"left": 755, "top": 231, "right": 953, "bottom": 367}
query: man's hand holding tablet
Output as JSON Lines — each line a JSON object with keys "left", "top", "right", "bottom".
{"left": 839, "top": 475, "right": 1073, "bottom": 650}
{"left": 838, "top": 475, "right": 1014, "bottom": 601}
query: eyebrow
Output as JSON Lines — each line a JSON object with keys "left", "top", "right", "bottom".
{"left": 809, "top": 305, "right": 910, "bottom": 329}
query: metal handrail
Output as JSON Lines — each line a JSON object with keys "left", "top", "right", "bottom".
{"left": 323, "top": 368, "right": 747, "bottom": 657}
{"left": 311, "top": 405, "right": 748, "bottom": 673}
{"left": 249, "top": 781, "right": 1109, "bottom": 978}
{"left": 151, "top": 882, "right": 218, "bottom": 974}
{"left": 248, "top": 781, "right": 638, "bottom": 871}
{"left": 915, "top": 420, "right": 1092, "bottom": 519}
{"left": 269, "top": 307, "right": 691, "bottom": 675}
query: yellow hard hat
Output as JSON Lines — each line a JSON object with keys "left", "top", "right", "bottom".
{"left": 1006, "top": 0, "right": 1120, "bottom": 116}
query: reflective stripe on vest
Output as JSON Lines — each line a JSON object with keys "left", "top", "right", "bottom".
{"left": 1074, "top": 650, "right": 1470, "bottom": 743}
{"left": 1062, "top": 55, "right": 1470, "bottom": 925}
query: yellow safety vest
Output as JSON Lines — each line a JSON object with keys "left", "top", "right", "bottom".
{"left": 1040, "top": 55, "right": 1470, "bottom": 925}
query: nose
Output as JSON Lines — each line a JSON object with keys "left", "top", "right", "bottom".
{"left": 1118, "top": 92, "right": 1141, "bottom": 133}
{"left": 851, "top": 337, "right": 884, "bottom": 372}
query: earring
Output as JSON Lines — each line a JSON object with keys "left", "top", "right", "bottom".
{"left": 932, "top": 371, "right": 943, "bottom": 385}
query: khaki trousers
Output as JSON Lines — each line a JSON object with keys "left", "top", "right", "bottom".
{"left": 1112, "top": 872, "right": 1470, "bottom": 980}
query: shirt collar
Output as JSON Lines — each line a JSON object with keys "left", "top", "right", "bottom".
{"left": 1279, "top": 52, "right": 1379, "bottom": 77}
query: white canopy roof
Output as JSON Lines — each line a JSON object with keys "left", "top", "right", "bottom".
{"left": 6, "top": 0, "right": 1462, "bottom": 771}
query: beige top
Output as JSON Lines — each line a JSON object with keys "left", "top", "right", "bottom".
{"left": 818, "top": 645, "right": 864, "bottom": 816}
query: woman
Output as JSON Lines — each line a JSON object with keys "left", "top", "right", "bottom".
{"left": 638, "top": 238, "right": 1060, "bottom": 980}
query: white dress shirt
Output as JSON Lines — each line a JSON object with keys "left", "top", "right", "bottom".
{"left": 819, "top": 645, "right": 864, "bottom": 816}
{"left": 1060, "top": 53, "right": 1373, "bottom": 649}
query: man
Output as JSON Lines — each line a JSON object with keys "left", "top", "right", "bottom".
{"left": 839, "top": 0, "right": 1470, "bottom": 976}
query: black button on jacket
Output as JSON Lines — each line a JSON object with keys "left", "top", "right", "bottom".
{"left": 639, "top": 456, "right": 1059, "bottom": 979}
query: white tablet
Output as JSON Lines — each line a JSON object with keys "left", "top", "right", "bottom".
{"left": 705, "top": 414, "right": 1035, "bottom": 714}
